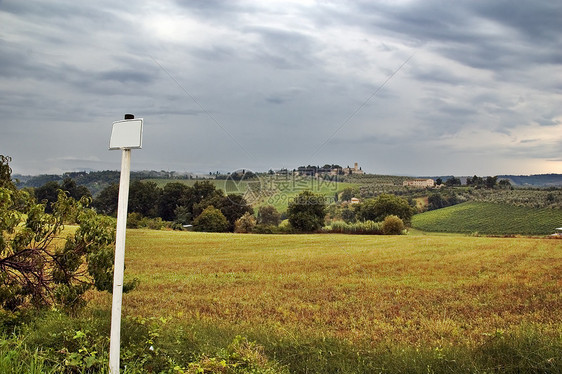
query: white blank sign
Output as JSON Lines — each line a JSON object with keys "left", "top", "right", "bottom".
{"left": 109, "top": 119, "right": 143, "bottom": 150}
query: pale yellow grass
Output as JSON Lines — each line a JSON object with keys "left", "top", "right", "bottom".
{"left": 89, "top": 230, "right": 562, "bottom": 347}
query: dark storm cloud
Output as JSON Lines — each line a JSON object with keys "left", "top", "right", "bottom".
{"left": 341, "top": 1, "right": 562, "bottom": 72}
{"left": 1, "top": 0, "right": 561, "bottom": 175}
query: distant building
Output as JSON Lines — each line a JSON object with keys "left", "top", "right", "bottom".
{"left": 342, "top": 162, "right": 364, "bottom": 175}
{"left": 403, "top": 179, "right": 435, "bottom": 188}
{"left": 350, "top": 197, "right": 360, "bottom": 204}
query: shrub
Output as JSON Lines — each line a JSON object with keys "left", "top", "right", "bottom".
{"left": 252, "top": 224, "right": 279, "bottom": 234}
{"left": 381, "top": 215, "right": 405, "bottom": 235}
{"left": 325, "top": 220, "right": 382, "bottom": 235}
{"left": 193, "top": 206, "right": 229, "bottom": 232}
{"left": 234, "top": 212, "right": 256, "bottom": 233}
{"left": 127, "top": 213, "right": 165, "bottom": 230}
{"left": 278, "top": 220, "right": 293, "bottom": 233}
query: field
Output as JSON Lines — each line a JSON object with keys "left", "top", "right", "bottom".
{"left": 412, "top": 202, "right": 562, "bottom": 235}
{"left": 88, "top": 231, "right": 561, "bottom": 355}
{"left": 144, "top": 177, "right": 357, "bottom": 212}
{"left": 3, "top": 229, "right": 562, "bottom": 372}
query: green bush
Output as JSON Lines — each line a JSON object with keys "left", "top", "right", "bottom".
{"left": 127, "top": 213, "right": 165, "bottom": 230}
{"left": 193, "top": 206, "right": 229, "bottom": 232}
{"left": 252, "top": 224, "right": 280, "bottom": 234}
{"left": 325, "top": 220, "right": 382, "bottom": 235}
{"left": 381, "top": 215, "right": 405, "bottom": 235}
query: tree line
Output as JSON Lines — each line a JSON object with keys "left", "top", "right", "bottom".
{"left": 93, "top": 181, "right": 253, "bottom": 232}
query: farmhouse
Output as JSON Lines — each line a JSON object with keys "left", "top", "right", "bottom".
{"left": 403, "top": 178, "right": 435, "bottom": 188}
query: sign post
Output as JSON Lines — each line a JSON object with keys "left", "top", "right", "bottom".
{"left": 108, "top": 114, "right": 143, "bottom": 374}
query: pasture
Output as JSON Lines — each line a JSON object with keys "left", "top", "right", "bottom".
{"left": 90, "top": 230, "right": 562, "bottom": 348}
{"left": 3, "top": 229, "right": 562, "bottom": 372}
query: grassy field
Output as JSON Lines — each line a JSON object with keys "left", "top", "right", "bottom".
{"left": 412, "top": 202, "right": 562, "bottom": 235}
{"left": 144, "top": 177, "right": 357, "bottom": 212}
{"left": 3, "top": 229, "right": 562, "bottom": 372}
{"left": 88, "top": 230, "right": 562, "bottom": 349}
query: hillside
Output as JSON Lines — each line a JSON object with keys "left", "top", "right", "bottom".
{"left": 497, "top": 173, "right": 562, "bottom": 187}
{"left": 412, "top": 201, "right": 562, "bottom": 235}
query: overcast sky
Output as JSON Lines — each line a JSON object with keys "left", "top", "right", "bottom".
{"left": 1, "top": 0, "right": 561, "bottom": 176}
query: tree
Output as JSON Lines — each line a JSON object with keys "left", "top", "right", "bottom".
{"left": 445, "top": 177, "right": 461, "bottom": 187}
{"left": 340, "top": 187, "right": 356, "bottom": 202}
{"left": 158, "top": 182, "right": 191, "bottom": 221}
{"left": 287, "top": 191, "right": 326, "bottom": 232}
{"left": 498, "top": 179, "right": 512, "bottom": 189}
{"left": 234, "top": 212, "right": 256, "bottom": 233}
{"left": 485, "top": 176, "right": 498, "bottom": 189}
{"left": 128, "top": 180, "right": 161, "bottom": 217}
{"left": 257, "top": 205, "right": 281, "bottom": 226}
{"left": 61, "top": 177, "right": 91, "bottom": 201}
{"left": 0, "top": 155, "right": 13, "bottom": 189}
{"left": 358, "top": 194, "right": 414, "bottom": 224}
{"left": 220, "top": 194, "right": 253, "bottom": 231}
{"left": 381, "top": 215, "right": 405, "bottom": 235}
{"left": 435, "top": 178, "right": 443, "bottom": 186}
{"left": 35, "top": 178, "right": 92, "bottom": 214}
{"left": 427, "top": 193, "right": 445, "bottom": 210}
{"left": 0, "top": 156, "right": 131, "bottom": 311}
{"left": 341, "top": 206, "right": 356, "bottom": 223}
{"left": 92, "top": 183, "right": 119, "bottom": 216}
{"left": 192, "top": 205, "right": 229, "bottom": 232}
{"left": 34, "top": 181, "right": 60, "bottom": 213}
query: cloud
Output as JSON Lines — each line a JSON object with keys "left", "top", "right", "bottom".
{"left": 1, "top": 0, "right": 561, "bottom": 176}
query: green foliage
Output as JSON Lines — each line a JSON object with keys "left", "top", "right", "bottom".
{"left": 257, "top": 205, "right": 281, "bottom": 226}
{"left": 358, "top": 193, "right": 414, "bottom": 224}
{"left": 339, "top": 187, "right": 359, "bottom": 202}
{"left": 234, "top": 212, "right": 256, "bottom": 233}
{"left": 381, "top": 215, "right": 405, "bottom": 235}
{"left": 159, "top": 182, "right": 191, "bottom": 221}
{"left": 287, "top": 191, "right": 326, "bottom": 232}
{"left": 193, "top": 206, "right": 229, "bottom": 232}
{"left": 0, "top": 156, "right": 14, "bottom": 190}
{"left": 412, "top": 202, "right": 562, "bottom": 235}
{"left": 92, "top": 183, "right": 119, "bottom": 216}
{"left": 445, "top": 176, "right": 462, "bottom": 187}
{"left": 0, "top": 156, "right": 136, "bottom": 312}
{"left": 3, "top": 311, "right": 561, "bottom": 374}
{"left": 252, "top": 224, "right": 281, "bottom": 234}
{"left": 127, "top": 212, "right": 165, "bottom": 230}
{"left": 1, "top": 311, "right": 288, "bottom": 374}
{"left": 220, "top": 194, "right": 253, "bottom": 231}
{"left": 128, "top": 180, "right": 161, "bottom": 218}
{"left": 33, "top": 181, "right": 61, "bottom": 213}
{"left": 34, "top": 178, "right": 92, "bottom": 214}
{"left": 324, "top": 220, "right": 382, "bottom": 234}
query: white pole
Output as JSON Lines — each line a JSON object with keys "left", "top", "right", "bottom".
{"left": 109, "top": 148, "right": 131, "bottom": 374}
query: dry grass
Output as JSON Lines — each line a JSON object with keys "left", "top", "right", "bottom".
{"left": 89, "top": 230, "right": 562, "bottom": 348}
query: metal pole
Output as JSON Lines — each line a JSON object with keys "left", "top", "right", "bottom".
{"left": 109, "top": 148, "right": 131, "bottom": 374}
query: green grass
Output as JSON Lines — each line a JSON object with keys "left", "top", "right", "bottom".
{"left": 4, "top": 230, "right": 562, "bottom": 372}
{"left": 412, "top": 202, "right": 562, "bottom": 235}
